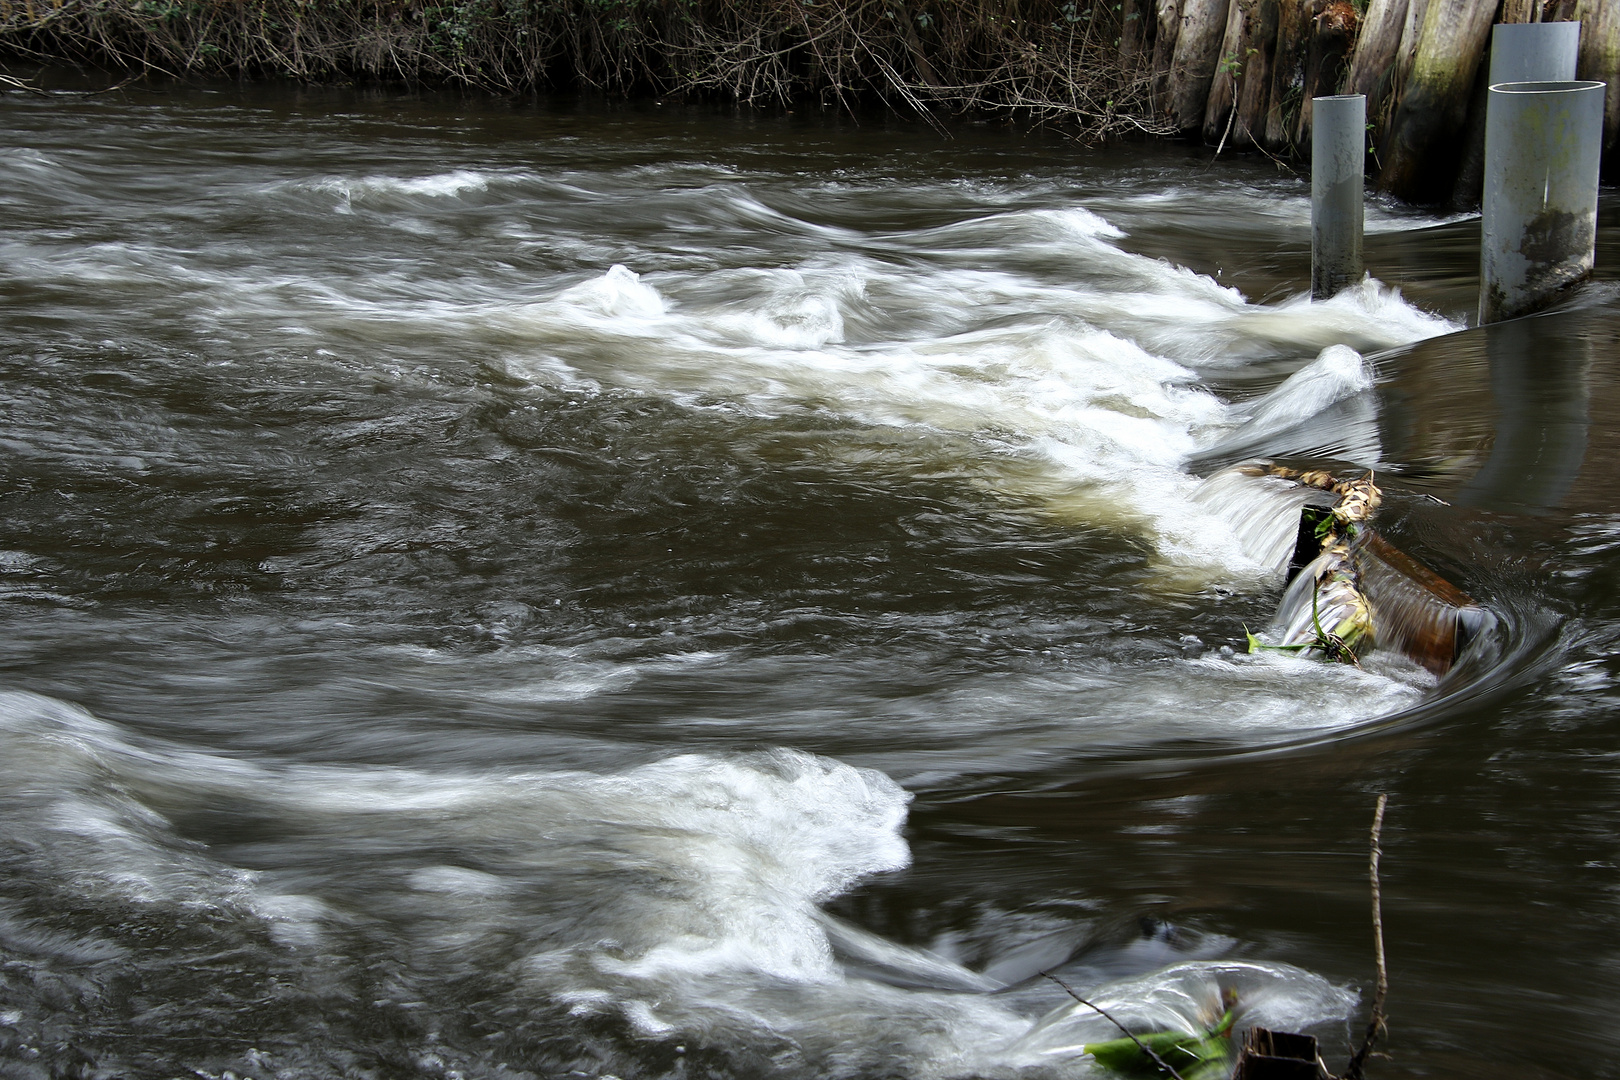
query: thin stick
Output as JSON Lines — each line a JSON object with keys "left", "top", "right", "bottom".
{"left": 1344, "top": 793, "right": 1389, "bottom": 1080}
{"left": 1214, "top": 102, "right": 1236, "bottom": 157}
{"left": 1041, "top": 971, "right": 1188, "bottom": 1080}
{"left": 0, "top": 72, "right": 47, "bottom": 94}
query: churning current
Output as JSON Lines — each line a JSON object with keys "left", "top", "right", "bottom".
{"left": 3, "top": 86, "right": 1619, "bottom": 1080}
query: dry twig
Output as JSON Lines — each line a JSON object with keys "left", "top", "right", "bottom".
{"left": 1041, "top": 970, "right": 1189, "bottom": 1080}
{"left": 1344, "top": 793, "right": 1389, "bottom": 1080}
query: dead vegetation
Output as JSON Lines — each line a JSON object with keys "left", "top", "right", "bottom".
{"left": 0, "top": 0, "right": 1176, "bottom": 142}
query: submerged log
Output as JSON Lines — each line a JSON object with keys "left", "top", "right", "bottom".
{"left": 1376, "top": 0, "right": 1496, "bottom": 202}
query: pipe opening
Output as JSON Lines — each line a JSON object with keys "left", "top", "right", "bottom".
{"left": 1488, "top": 79, "right": 1605, "bottom": 94}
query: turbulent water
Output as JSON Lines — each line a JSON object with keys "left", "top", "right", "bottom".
{"left": 2, "top": 84, "right": 1620, "bottom": 1080}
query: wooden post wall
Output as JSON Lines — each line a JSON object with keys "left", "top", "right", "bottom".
{"left": 1115, "top": 0, "right": 1616, "bottom": 200}
{"left": 1377, "top": 0, "right": 1498, "bottom": 202}
{"left": 1293, "top": 1, "right": 1360, "bottom": 148}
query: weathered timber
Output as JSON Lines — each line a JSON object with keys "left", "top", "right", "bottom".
{"left": 1448, "top": 59, "right": 1494, "bottom": 210}
{"left": 1392, "top": 0, "right": 1434, "bottom": 91}
{"left": 1294, "top": 0, "right": 1360, "bottom": 147}
{"left": 1170, "top": 0, "right": 1231, "bottom": 129}
{"left": 1232, "top": 1028, "right": 1331, "bottom": 1080}
{"left": 1574, "top": 0, "right": 1620, "bottom": 162}
{"left": 1152, "top": 0, "right": 1184, "bottom": 110}
{"left": 1203, "top": 0, "right": 1249, "bottom": 141}
{"left": 1377, "top": 0, "right": 1496, "bottom": 202}
{"left": 1121, "top": 0, "right": 1156, "bottom": 63}
{"left": 1343, "top": 0, "right": 1409, "bottom": 127}
{"left": 1234, "top": 0, "right": 1281, "bottom": 147}
{"left": 1264, "top": 0, "right": 1311, "bottom": 148}
{"left": 1380, "top": 0, "right": 1434, "bottom": 140}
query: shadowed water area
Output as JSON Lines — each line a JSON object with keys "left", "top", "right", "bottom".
{"left": 2, "top": 85, "right": 1620, "bottom": 1080}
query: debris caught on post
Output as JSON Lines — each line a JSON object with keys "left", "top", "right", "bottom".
{"left": 1239, "top": 463, "right": 1489, "bottom": 674}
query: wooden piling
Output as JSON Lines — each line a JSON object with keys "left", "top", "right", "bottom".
{"left": 1294, "top": 0, "right": 1360, "bottom": 147}
{"left": 1263, "top": 0, "right": 1311, "bottom": 149}
{"left": 1152, "top": 0, "right": 1184, "bottom": 112}
{"left": 1121, "top": 0, "right": 1156, "bottom": 63}
{"left": 1170, "top": 0, "right": 1232, "bottom": 130}
{"left": 1343, "top": 0, "right": 1409, "bottom": 128}
{"left": 1574, "top": 0, "right": 1620, "bottom": 164}
{"left": 1377, "top": 0, "right": 1496, "bottom": 202}
{"left": 1203, "top": 0, "right": 1249, "bottom": 142}
{"left": 1233, "top": 0, "right": 1280, "bottom": 148}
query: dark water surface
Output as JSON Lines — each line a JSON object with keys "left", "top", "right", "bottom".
{"left": 2, "top": 85, "right": 1620, "bottom": 1080}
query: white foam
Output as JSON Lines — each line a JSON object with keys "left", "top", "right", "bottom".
{"left": 482, "top": 244, "right": 1453, "bottom": 580}
{"left": 1192, "top": 467, "right": 1319, "bottom": 572}
{"left": 0, "top": 690, "right": 1371, "bottom": 1075}
{"left": 300, "top": 169, "right": 501, "bottom": 212}
{"left": 0, "top": 691, "right": 911, "bottom": 984}
{"left": 1239, "top": 344, "right": 1374, "bottom": 440}
{"left": 556, "top": 263, "right": 667, "bottom": 320}
{"left": 1010, "top": 960, "right": 1358, "bottom": 1063}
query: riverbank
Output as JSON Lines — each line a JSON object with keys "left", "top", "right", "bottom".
{"left": 2, "top": 0, "right": 1617, "bottom": 201}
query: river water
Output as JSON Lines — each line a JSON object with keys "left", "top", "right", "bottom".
{"left": 1, "top": 84, "right": 1619, "bottom": 1080}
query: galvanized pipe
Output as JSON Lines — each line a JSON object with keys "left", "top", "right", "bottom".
{"left": 1310, "top": 94, "right": 1366, "bottom": 300}
{"left": 1479, "top": 80, "right": 1606, "bottom": 324}
{"left": 1488, "top": 20, "right": 1580, "bottom": 86}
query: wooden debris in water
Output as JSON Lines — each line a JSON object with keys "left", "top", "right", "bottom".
{"left": 1243, "top": 463, "right": 1487, "bottom": 674}
{"left": 1232, "top": 1027, "right": 1331, "bottom": 1080}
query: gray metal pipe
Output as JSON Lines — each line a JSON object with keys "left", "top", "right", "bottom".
{"left": 1450, "top": 22, "right": 1582, "bottom": 211}
{"left": 1488, "top": 20, "right": 1580, "bottom": 86}
{"left": 1311, "top": 94, "right": 1366, "bottom": 300}
{"left": 1479, "top": 80, "right": 1606, "bottom": 324}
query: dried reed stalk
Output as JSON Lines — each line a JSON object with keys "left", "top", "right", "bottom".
{"left": 0, "top": 0, "right": 1174, "bottom": 141}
